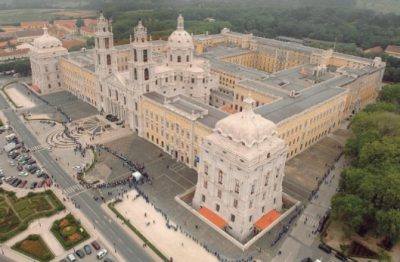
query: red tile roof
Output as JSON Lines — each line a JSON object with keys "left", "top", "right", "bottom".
{"left": 0, "top": 48, "right": 29, "bottom": 57}
{"left": 385, "top": 45, "right": 400, "bottom": 54}
{"left": 198, "top": 207, "right": 227, "bottom": 229}
{"left": 31, "top": 84, "right": 41, "bottom": 93}
{"left": 364, "top": 46, "right": 383, "bottom": 54}
{"left": 254, "top": 209, "right": 281, "bottom": 230}
{"left": 62, "top": 39, "right": 85, "bottom": 49}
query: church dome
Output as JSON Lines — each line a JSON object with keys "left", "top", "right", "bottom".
{"left": 215, "top": 97, "right": 277, "bottom": 147}
{"left": 33, "top": 27, "right": 62, "bottom": 49}
{"left": 168, "top": 14, "right": 194, "bottom": 50}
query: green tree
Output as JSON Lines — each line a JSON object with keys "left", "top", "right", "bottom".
{"left": 363, "top": 102, "right": 397, "bottom": 113}
{"left": 331, "top": 193, "right": 370, "bottom": 233}
{"left": 376, "top": 209, "right": 400, "bottom": 244}
{"left": 379, "top": 84, "right": 400, "bottom": 106}
{"left": 76, "top": 18, "right": 84, "bottom": 29}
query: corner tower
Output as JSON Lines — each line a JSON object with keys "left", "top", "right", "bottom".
{"left": 193, "top": 97, "right": 287, "bottom": 242}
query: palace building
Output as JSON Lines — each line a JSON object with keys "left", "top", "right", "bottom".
{"left": 29, "top": 12, "right": 385, "bottom": 243}
{"left": 29, "top": 13, "right": 385, "bottom": 170}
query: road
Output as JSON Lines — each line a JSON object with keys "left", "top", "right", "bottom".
{"left": 272, "top": 152, "right": 346, "bottom": 262}
{"left": 0, "top": 80, "right": 153, "bottom": 262}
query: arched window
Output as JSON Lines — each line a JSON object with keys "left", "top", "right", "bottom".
{"left": 143, "top": 50, "right": 148, "bottom": 62}
{"left": 134, "top": 49, "right": 137, "bottom": 62}
{"left": 186, "top": 55, "right": 189, "bottom": 62}
{"left": 177, "top": 56, "right": 181, "bottom": 63}
{"left": 144, "top": 68, "right": 149, "bottom": 81}
{"left": 134, "top": 68, "right": 137, "bottom": 80}
{"left": 106, "top": 55, "right": 111, "bottom": 65}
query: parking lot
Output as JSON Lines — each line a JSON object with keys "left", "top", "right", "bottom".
{"left": 58, "top": 239, "right": 118, "bottom": 262}
{"left": 0, "top": 127, "right": 50, "bottom": 190}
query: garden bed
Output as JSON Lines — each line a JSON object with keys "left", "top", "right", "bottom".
{"left": 0, "top": 189, "right": 64, "bottom": 242}
{"left": 12, "top": 234, "right": 54, "bottom": 262}
{"left": 51, "top": 213, "right": 90, "bottom": 250}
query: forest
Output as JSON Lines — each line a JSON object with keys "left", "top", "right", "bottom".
{"left": 332, "top": 84, "right": 400, "bottom": 248}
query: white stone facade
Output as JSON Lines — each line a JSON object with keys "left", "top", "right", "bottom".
{"left": 193, "top": 97, "right": 287, "bottom": 242}
{"left": 29, "top": 27, "right": 67, "bottom": 94}
{"left": 96, "top": 14, "right": 216, "bottom": 133}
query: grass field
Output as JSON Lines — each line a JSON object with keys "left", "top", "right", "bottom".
{"left": 12, "top": 234, "right": 55, "bottom": 262}
{"left": 0, "top": 189, "right": 65, "bottom": 242}
{"left": 0, "top": 9, "right": 96, "bottom": 26}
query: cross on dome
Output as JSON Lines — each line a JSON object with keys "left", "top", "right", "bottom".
{"left": 177, "top": 14, "right": 184, "bottom": 30}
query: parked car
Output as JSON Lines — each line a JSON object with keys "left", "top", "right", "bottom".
{"left": 19, "top": 172, "right": 28, "bottom": 177}
{"left": 45, "top": 178, "right": 52, "bottom": 187}
{"left": 335, "top": 252, "right": 348, "bottom": 261}
{"left": 75, "top": 249, "right": 85, "bottom": 258}
{"left": 27, "top": 159, "right": 36, "bottom": 165}
{"left": 17, "top": 165, "right": 23, "bottom": 171}
{"left": 96, "top": 248, "right": 107, "bottom": 259}
{"left": 67, "top": 253, "right": 77, "bottom": 262}
{"left": 30, "top": 182, "right": 37, "bottom": 189}
{"left": 318, "top": 243, "right": 332, "bottom": 254}
{"left": 29, "top": 167, "right": 38, "bottom": 174}
{"left": 91, "top": 240, "right": 101, "bottom": 250}
{"left": 83, "top": 244, "right": 92, "bottom": 255}
{"left": 18, "top": 180, "right": 27, "bottom": 188}
{"left": 13, "top": 179, "right": 22, "bottom": 187}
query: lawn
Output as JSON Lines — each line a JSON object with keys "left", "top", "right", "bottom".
{"left": 12, "top": 234, "right": 54, "bottom": 262}
{"left": 51, "top": 213, "right": 90, "bottom": 250}
{"left": 0, "top": 189, "right": 65, "bottom": 242}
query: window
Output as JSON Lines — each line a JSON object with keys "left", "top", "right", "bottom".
{"left": 143, "top": 49, "right": 148, "bottom": 62}
{"left": 262, "top": 192, "right": 266, "bottom": 200}
{"left": 186, "top": 55, "right": 189, "bottom": 62}
{"left": 177, "top": 56, "right": 181, "bottom": 63}
{"left": 218, "top": 170, "right": 223, "bottom": 184}
{"left": 230, "top": 214, "right": 235, "bottom": 223}
{"left": 249, "top": 200, "right": 253, "bottom": 208}
{"left": 251, "top": 184, "right": 255, "bottom": 195}
{"left": 170, "top": 55, "right": 172, "bottom": 62}
{"left": 262, "top": 206, "right": 265, "bottom": 213}
{"left": 274, "top": 183, "right": 277, "bottom": 191}
{"left": 134, "top": 68, "right": 137, "bottom": 80}
{"left": 144, "top": 68, "right": 149, "bottom": 80}
{"left": 105, "top": 38, "right": 109, "bottom": 49}
{"left": 265, "top": 174, "right": 269, "bottom": 186}
{"left": 249, "top": 216, "right": 252, "bottom": 222}
{"left": 134, "top": 49, "right": 137, "bottom": 62}
{"left": 202, "top": 194, "right": 205, "bottom": 202}
{"left": 204, "top": 163, "right": 208, "bottom": 175}
{"left": 115, "top": 90, "right": 118, "bottom": 101}
{"left": 203, "top": 180, "right": 208, "bottom": 189}
{"left": 216, "top": 204, "right": 220, "bottom": 212}
{"left": 233, "top": 199, "right": 238, "bottom": 208}
{"left": 106, "top": 54, "right": 111, "bottom": 65}
{"left": 234, "top": 180, "right": 240, "bottom": 193}
{"left": 217, "top": 190, "right": 222, "bottom": 199}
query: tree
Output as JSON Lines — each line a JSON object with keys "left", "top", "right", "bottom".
{"left": 363, "top": 102, "right": 397, "bottom": 113}
{"left": 379, "top": 84, "right": 400, "bottom": 106}
{"left": 376, "top": 209, "right": 400, "bottom": 244}
{"left": 331, "top": 193, "right": 370, "bottom": 233}
{"left": 86, "top": 37, "right": 95, "bottom": 48}
{"left": 76, "top": 18, "right": 84, "bottom": 29}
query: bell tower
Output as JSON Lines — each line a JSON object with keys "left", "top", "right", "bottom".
{"left": 129, "top": 20, "right": 154, "bottom": 94}
{"left": 94, "top": 12, "right": 115, "bottom": 76}
{"left": 129, "top": 20, "right": 154, "bottom": 134}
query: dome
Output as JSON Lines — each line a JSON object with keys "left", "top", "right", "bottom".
{"left": 215, "top": 97, "right": 277, "bottom": 147}
{"left": 168, "top": 14, "right": 194, "bottom": 50}
{"left": 33, "top": 27, "right": 62, "bottom": 49}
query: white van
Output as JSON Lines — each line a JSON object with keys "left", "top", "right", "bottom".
{"left": 67, "top": 253, "right": 77, "bottom": 262}
{"left": 97, "top": 248, "right": 108, "bottom": 259}
{"left": 5, "top": 133, "right": 16, "bottom": 142}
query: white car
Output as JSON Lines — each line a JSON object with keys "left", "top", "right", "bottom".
{"left": 19, "top": 172, "right": 28, "bottom": 177}
{"left": 9, "top": 160, "right": 15, "bottom": 166}
{"left": 96, "top": 248, "right": 108, "bottom": 259}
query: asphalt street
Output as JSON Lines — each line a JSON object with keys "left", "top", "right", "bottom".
{"left": 0, "top": 79, "right": 153, "bottom": 262}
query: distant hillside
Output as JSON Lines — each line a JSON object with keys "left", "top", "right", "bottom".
{"left": 356, "top": 0, "right": 400, "bottom": 14}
